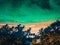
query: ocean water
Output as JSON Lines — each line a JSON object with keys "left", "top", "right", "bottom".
{"left": 0, "top": 0, "right": 60, "bottom": 24}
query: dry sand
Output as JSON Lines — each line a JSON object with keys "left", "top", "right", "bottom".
{"left": 0, "top": 21, "right": 54, "bottom": 34}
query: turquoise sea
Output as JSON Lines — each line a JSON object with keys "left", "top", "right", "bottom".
{"left": 0, "top": 0, "right": 60, "bottom": 24}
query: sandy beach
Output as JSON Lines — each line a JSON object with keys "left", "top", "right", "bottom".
{"left": 0, "top": 21, "right": 55, "bottom": 34}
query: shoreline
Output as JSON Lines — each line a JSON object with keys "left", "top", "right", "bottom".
{"left": 0, "top": 20, "right": 55, "bottom": 25}
{"left": 0, "top": 20, "right": 57, "bottom": 34}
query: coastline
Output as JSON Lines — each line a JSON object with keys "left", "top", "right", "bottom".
{"left": 0, "top": 21, "right": 55, "bottom": 34}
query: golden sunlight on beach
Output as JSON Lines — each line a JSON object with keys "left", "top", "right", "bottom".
{"left": 23, "top": 22, "right": 53, "bottom": 34}
{"left": 0, "top": 21, "right": 54, "bottom": 34}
